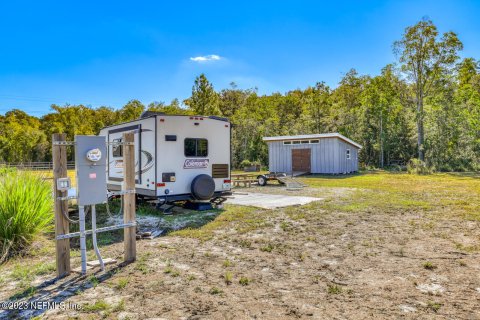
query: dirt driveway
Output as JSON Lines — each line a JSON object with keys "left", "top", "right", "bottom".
{"left": 2, "top": 173, "right": 480, "bottom": 319}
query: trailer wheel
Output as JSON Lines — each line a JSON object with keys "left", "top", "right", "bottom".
{"left": 257, "top": 175, "right": 267, "bottom": 186}
{"left": 191, "top": 174, "right": 215, "bottom": 200}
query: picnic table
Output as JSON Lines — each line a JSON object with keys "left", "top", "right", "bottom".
{"left": 231, "top": 173, "right": 258, "bottom": 188}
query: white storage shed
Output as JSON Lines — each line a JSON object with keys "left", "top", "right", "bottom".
{"left": 263, "top": 133, "right": 362, "bottom": 174}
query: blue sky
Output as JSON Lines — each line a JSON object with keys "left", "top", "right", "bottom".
{"left": 0, "top": 0, "right": 479, "bottom": 116}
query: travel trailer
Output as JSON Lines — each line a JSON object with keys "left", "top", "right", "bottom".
{"left": 99, "top": 112, "right": 232, "bottom": 207}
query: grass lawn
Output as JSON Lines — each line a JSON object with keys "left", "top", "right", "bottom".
{"left": 31, "top": 169, "right": 77, "bottom": 187}
{"left": 0, "top": 171, "right": 479, "bottom": 319}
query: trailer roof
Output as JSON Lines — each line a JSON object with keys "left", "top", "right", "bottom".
{"left": 262, "top": 133, "right": 362, "bottom": 149}
{"left": 100, "top": 114, "right": 229, "bottom": 131}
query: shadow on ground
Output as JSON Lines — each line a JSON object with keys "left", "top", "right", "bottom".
{"left": 0, "top": 205, "right": 224, "bottom": 319}
{"left": 0, "top": 263, "right": 129, "bottom": 319}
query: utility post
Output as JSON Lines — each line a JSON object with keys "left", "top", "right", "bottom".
{"left": 53, "top": 133, "right": 71, "bottom": 277}
{"left": 123, "top": 132, "right": 136, "bottom": 262}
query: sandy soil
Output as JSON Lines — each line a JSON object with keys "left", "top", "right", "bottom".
{"left": 2, "top": 184, "right": 480, "bottom": 319}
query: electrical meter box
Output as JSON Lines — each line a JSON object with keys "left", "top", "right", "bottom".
{"left": 75, "top": 135, "right": 107, "bottom": 206}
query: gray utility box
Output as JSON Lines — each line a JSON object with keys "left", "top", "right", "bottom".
{"left": 75, "top": 135, "right": 107, "bottom": 206}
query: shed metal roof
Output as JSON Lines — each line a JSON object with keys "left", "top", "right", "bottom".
{"left": 262, "top": 133, "right": 362, "bottom": 149}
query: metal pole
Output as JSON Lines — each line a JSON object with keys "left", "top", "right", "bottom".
{"left": 55, "top": 222, "right": 137, "bottom": 240}
{"left": 79, "top": 205, "right": 87, "bottom": 275}
{"left": 91, "top": 205, "right": 105, "bottom": 271}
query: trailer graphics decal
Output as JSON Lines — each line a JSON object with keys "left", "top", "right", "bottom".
{"left": 109, "top": 150, "right": 155, "bottom": 174}
{"left": 137, "top": 150, "right": 155, "bottom": 174}
{"left": 114, "top": 160, "right": 123, "bottom": 168}
{"left": 184, "top": 159, "right": 209, "bottom": 169}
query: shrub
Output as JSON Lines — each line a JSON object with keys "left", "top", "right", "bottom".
{"left": 407, "top": 158, "right": 434, "bottom": 175}
{"left": 387, "top": 164, "right": 406, "bottom": 172}
{"left": 0, "top": 171, "right": 53, "bottom": 262}
{"left": 240, "top": 159, "right": 252, "bottom": 167}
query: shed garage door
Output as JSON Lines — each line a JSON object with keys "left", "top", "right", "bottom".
{"left": 292, "top": 149, "right": 311, "bottom": 172}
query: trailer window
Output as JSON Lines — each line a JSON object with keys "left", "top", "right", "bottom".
{"left": 301, "top": 140, "right": 309, "bottom": 144}
{"left": 283, "top": 141, "right": 291, "bottom": 145}
{"left": 184, "top": 138, "right": 208, "bottom": 157}
{"left": 112, "top": 138, "right": 123, "bottom": 158}
{"left": 310, "top": 140, "right": 319, "bottom": 144}
{"left": 292, "top": 141, "right": 301, "bottom": 145}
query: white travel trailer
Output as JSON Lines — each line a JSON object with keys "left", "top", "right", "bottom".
{"left": 99, "top": 112, "right": 232, "bottom": 206}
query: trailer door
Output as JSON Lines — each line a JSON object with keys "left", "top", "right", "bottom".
{"left": 107, "top": 124, "right": 142, "bottom": 184}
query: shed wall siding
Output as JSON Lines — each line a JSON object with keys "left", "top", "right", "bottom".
{"left": 267, "top": 137, "right": 359, "bottom": 174}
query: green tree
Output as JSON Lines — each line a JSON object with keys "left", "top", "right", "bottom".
{"left": 453, "top": 58, "right": 480, "bottom": 170}
{"left": 0, "top": 110, "right": 46, "bottom": 162}
{"left": 331, "top": 69, "right": 367, "bottom": 143}
{"left": 184, "top": 74, "right": 221, "bottom": 115}
{"left": 361, "top": 65, "right": 415, "bottom": 167}
{"left": 219, "top": 82, "right": 256, "bottom": 118}
{"left": 304, "top": 82, "right": 332, "bottom": 134}
{"left": 118, "top": 100, "right": 145, "bottom": 121}
{"left": 148, "top": 99, "right": 188, "bottom": 115}
{"left": 394, "top": 18, "right": 463, "bottom": 161}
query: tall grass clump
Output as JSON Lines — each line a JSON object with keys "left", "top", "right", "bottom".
{"left": 407, "top": 158, "right": 434, "bottom": 175}
{"left": 0, "top": 166, "right": 17, "bottom": 175}
{"left": 0, "top": 171, "right": 53, "bottom": 262}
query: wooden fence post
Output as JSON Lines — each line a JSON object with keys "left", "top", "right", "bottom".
{"left": 53, "top": 133, "right": 71, "bottom": 277}
{"left": 123, "top": 132, "right": 136, "bottom": 262}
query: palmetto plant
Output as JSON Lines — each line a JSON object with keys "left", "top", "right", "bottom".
{"left": 0, "top": 171, "right": 53, "bottom": 262}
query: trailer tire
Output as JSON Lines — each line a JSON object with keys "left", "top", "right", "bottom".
{"left": 257, "top": 175, "right": 267, "bottom": 186}
{"left": 191, "top": 174, "right": 216, "bottom": 200}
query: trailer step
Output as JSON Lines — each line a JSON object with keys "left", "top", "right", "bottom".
{"left": 292, "top": 171, "right": 308, "bottom": 177}
{"left": 276, "top": 176, "right": 307, "bottom": 189}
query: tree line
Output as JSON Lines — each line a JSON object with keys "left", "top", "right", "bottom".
{"left": 0, "top": 19, "right": 479, "bottom": 171}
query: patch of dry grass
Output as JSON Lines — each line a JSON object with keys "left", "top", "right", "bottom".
{"left": 170, "top": 205, "right": 268, "bottom": 240}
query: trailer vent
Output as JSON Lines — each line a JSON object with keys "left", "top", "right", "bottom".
{"left": 212, "top": 164, "right": 229, "bottom": 178}
{"left": 165, "top": 135, "right": 177, "bottom": 141}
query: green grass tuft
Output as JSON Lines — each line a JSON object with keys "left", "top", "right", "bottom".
{"left": 83, "top": 299, "right": 110, "bottom": 312}
{"left": 223, "top": 259, "right": 232, "bottom": 267}
{"left": 0, "top": 171, "right": 53, "bottom": 262}
{"left": 423, "top": 261, "right": 437, "bottom": 270}
{"left": 224, "top": 271, "right": 233, "bottom": 285}
{"left": 115, "top": 277, "right": 129, "bottom": 290}
{"left": 209, "top": 287, "right": 222, "bottom": 295}
{"left": 327, "top": 284, "right": 343, "bottom": 294}
{"left": 260, "top": 243, "right": 274, "bottom": 252}
{"left": 427, "top": 301, "right": 442, "bottom": 312}
{"left": 239, "top": 277, "right": 250, "bottom": 286}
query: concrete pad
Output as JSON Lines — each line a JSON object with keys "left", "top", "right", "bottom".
{"left": 227, "top": 192, "right": 322, "bottom": 209}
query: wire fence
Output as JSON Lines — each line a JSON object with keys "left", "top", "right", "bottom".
{"left": 0, "top": 162, "right": 76, "bottom": 170}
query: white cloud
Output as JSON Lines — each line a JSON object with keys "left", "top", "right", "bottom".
{"left": 189, "top": 54, "right": 222, "bottom": 62}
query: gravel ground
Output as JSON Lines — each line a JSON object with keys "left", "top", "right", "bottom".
{"left": 2, "top": 175, "right": 480, "bottom": 319}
